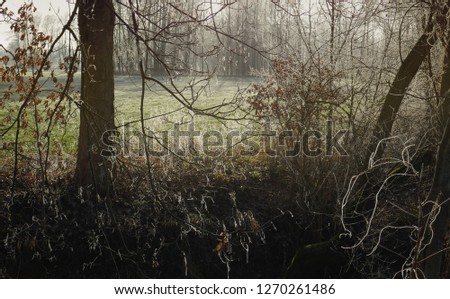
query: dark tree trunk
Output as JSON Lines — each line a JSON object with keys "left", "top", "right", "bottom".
{"left": 348, "top": 4, "right": 448, "bottom": 250}
{"left": 423, "top": 120, "right": 450, "bottom": 278}
{"left": 439, "top": 35, "right": 450, "bottom": 129}
{"left": 352, "top": 11, "right": 436, "bottom": 218}
{"left": 75, "top": 0, "right": 115, "bottom": 196}
{"left": 366, "top": 15, "right": 436, "bottom": 163}
{"left": 423, "top": 32, "right": 450, "bottom": 279}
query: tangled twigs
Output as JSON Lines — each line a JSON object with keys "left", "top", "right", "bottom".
{"left": 339, "top": 137, "right": 438, "bottom": 277}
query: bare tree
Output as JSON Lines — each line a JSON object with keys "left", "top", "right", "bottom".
{"left": 423, "top": 31, "right": 450, "bottom": 278}
{"left": 366, "top": 3, "right": 438, "bottom": 163}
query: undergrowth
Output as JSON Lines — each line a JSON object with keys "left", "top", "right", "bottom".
{"left": 1, "top": 149, "right": 439, "bottom": 278}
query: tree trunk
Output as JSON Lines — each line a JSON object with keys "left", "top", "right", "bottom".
{"left": 423, "top": 32, "right": 450, "bottom": 279}
{"left": 75, "top": 0, "right": 115, "bottom": 196}
{"left": 423, "top": 120, "right": 450, "bottom": 278}
{"left": 439, "top": 35, "right": 450, "bottom": 130}
{"left": 348, "top": 4, "right": 445, "bottom": 248}
{"left": 366, "top": 14, "right": 436, "bottom": 163}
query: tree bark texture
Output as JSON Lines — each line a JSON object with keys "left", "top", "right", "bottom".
{"left": 75, "top": 0, "right": 115, "bottom": 195}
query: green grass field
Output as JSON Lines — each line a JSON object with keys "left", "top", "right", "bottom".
{"left": 0, "top": 73, "right": 260, "bottom": 157}
{"left": 114, "top": 74, "right": 257, "bottom": 128}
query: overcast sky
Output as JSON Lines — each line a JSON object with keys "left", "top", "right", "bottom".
{"left": 0, "top": 0, "right": 71, "bottom": 46}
